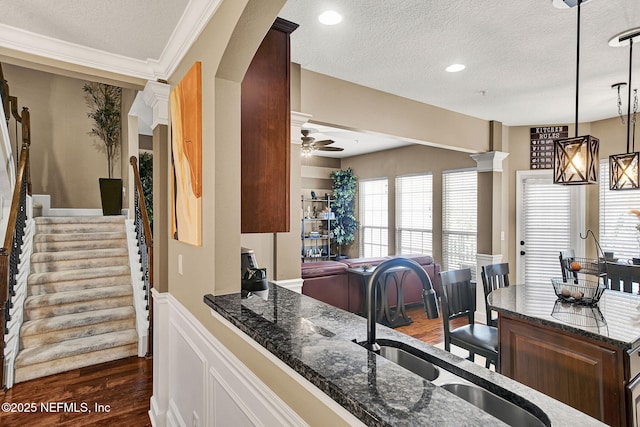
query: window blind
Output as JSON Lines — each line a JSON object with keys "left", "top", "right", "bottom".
{"left": 599, "top": 160, "right": 640, "bottom": 260}
{"left": 396, "top": 173, "right": 433, "bottom": 255}
{"left": 442, "top": 169, "right": 477, "bottom": 277}
{"left": 359, "top": 178, "right": 389, "bottom": 257}
{"left": 521, "top": 176, "right": 573, "bottom": 290}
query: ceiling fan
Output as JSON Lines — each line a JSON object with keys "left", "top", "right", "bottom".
{"left": 301, "top": 129, "right": 343, "bottom": 156}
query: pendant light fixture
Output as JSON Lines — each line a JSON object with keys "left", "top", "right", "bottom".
{"left": 609, "top": 28, "right": 640, "bottom": 191}
{"left": 553, "top": 0, "right": 599, "bottom": 185}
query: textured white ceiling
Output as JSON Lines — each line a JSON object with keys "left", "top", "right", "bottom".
{"left": 0, "top": 0, "right": 188, "bottom": 60}
{"left": 279, "top": 0, "right": 640, "bottom": 126}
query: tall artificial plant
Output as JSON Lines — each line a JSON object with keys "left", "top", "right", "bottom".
{"left": 330, "top": 168, "right": 358, "bottom": 256}
{"left": 82, "top": 82, "right": 122, "bottom": 178}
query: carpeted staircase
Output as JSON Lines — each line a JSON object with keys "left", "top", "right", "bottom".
{"left": 14, "top": 216, "right": 138, "bottom": 383}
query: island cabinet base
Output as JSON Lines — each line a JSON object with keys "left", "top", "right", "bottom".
{"left": 499, "top": 315, "right": 627, "bottom": 426}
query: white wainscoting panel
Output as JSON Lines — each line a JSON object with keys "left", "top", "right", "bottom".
{"left": 150, "top": 293, "right": 310, "bottom": 427}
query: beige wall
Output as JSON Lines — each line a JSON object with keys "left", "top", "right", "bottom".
{"left": 342, "top": 144, "right": 476, "bottom": 261}
{"left": 301, "top": 69, "right": 489, "bottom": 153}
{"left": 3, "top": 64, "right": 134, "bottom": 209}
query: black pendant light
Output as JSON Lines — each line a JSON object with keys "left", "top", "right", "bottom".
{"left": 553, "top": 0, "right": 599, "bottom": 185}
{"left": 609, "top": 29, "right": 640, "bottom": 191}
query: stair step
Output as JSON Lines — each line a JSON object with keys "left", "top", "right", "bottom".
{"left": 21, "top": 307, "right": 136, "bottom": 347}
{"left": 35, "top": 216, "right": 126, "bottom": 225}
{"left": 34, "top": 236, "right": 126, "bottom": 253}
{"left": 15, "top": 330, "right": 138, "bottom": 383}
{"left": 24, "top": 286, "right": 133, "bottom": 320}
{"left": 29, "top": 265, "right": 131, "bottom": 285}
{"left": 34, "top": 231, "right": 126, "bottom": 243}
{"left": 31, "top": 247, "right": 128, "bottom": 263}
{"left": 29, "top": 274, "right": 131, "bottom": 296}
{"left": 30, "top": 255, "right": 129, "bottom": 273}
{"left": 34, "top": 216, "right": 125, "bottom": 236}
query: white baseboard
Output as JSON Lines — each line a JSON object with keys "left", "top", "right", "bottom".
{"left": 32, "top": 194, "right": 129, "bottom": 217}
{"left": 271, "top": 277, "right": 303, "bottom": 294}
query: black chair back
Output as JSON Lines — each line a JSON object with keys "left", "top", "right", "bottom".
{"left": 481, "top": 263, "right": 509, "bottom": 327}
{"left": 439, "top": 268, "right": 499, "bottom": 371}
{"left": 607, "top": 262, "right": 637, "bottom": 293}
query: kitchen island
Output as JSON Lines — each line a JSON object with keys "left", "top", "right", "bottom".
{"left": 489, "top": 285, "right": 640, "bottom": 426}
{"left": 205, "top": 283, "right": 604, "bottom": 426}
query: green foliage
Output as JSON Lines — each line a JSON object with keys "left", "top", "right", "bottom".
{"left": 139, "top": 152, "right": 153, "bottom": 232}
{"left": 330, "top": 168, "right": 358, "bottom": 254}
{"left": 82, "top": 82, "right": 122, "bottom": 178}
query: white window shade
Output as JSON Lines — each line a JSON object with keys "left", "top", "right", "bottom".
{"left": 599, "top": 160, "right": 640, "bottom": 260}
{"left": 396, "top": 173, "right": 433, "bottom": 255}
{"left": 522, "top": 176, "right": 573, "bottom": 289}
{"left": 442, "top": 169, "right": 477, "bottom": 277}
{"left": 360, "top": 178, "right": 388, "bottom": 257}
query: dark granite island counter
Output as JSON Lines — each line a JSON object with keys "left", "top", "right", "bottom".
{"left": 489, "top": 286, "right": 640, "bottom": 426}
{"left": 205, "top": 283, "right": 604, "bottom": 426}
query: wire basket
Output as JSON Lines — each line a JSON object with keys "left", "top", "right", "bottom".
{"left": 562, "top": 257, "right": 604, "bottom": 276}
{"left": 551, "top": 277, "right": 606, "bottom": 305}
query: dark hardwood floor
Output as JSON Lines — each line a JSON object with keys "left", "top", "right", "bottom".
{"left": 1, "top": 356, "right": 152, "bottom": 427}
{"left": 396, "top": 304, "right": 466, "bottom": 344}
{"left": 0, "top": 305, "right": 454, "bottom": 426}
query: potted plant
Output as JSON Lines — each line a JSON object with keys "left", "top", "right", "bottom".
{"left": 83, "top": 82, "right": 122, "bottom": 215}
{"left": 330, "top": 168, "right": 358, "bottom": 259}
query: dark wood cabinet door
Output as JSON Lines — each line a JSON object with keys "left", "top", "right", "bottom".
{"left": 500, "top": 315, "right": 625, "bottom": 426}
{"left": 241, "top": 18, "right": 298, "bottom": 233}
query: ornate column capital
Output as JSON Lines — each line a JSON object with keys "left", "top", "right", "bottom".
{"left": 143, "top": 81, "right": 170, "bottom": 129}
{"left": 471, "top": 151, "right": 509, "bottom": 172}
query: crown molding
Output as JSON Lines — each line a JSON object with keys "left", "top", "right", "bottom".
{"left": 0, "top": 0, "right": 222, "bottom": 82}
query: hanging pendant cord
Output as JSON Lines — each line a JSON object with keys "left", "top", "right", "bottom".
{"left": 574, "top": 0, "right": 581, "bottom": 138}
{"left": 628, "top": 37, "right": 634, "bottom": 154}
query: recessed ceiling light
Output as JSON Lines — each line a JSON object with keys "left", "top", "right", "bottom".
{"left": 318, "top": 10, "right": 342, "bottom": 25}
{"left": 445, "top": 64, "right": 465, "bottom": 73}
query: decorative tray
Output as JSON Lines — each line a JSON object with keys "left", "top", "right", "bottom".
{"left": 551, "top": 277, "right": 606, "bottom": 305}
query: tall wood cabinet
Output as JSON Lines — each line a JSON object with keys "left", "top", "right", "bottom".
{"left": 241, "top": 17, "right": 298, "bottom": 233}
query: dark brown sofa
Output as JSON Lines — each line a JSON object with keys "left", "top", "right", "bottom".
{"left": 301, "top": 255, "right": 441, "bottom": 315}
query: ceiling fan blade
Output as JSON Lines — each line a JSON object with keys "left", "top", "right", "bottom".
{"left": 317, "top": 146, "right": 344, "bottom": 151}
{"left": 313, "top": 139, "right": 334, "bottom": 146}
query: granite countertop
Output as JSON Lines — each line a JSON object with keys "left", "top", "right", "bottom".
{"left": 205, "top": 284, "right": 605, "bottom": 426}
{"left": 488, "top": 285, "right": 640, "bottom": 350}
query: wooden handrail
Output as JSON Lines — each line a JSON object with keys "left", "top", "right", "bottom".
{"left": 130, "top": 156, "right": 153, "bottom": 358}
{"left": 0, "top": 143, "right": 29, "bottom": 390}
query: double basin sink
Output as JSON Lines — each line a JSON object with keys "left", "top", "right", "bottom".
{"left": 373, "top": 339, "right": 549, "bottom": 427}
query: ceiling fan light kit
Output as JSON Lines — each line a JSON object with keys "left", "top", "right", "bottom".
{"left": 553, "top": 0, "right": 599, "bottom": 185}
{"left": 609, "top": 28, "right": 640, "bottom": 191}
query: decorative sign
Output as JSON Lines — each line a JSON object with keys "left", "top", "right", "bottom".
{"left": 530, "top": 126, "right": 569, "bottom": 169}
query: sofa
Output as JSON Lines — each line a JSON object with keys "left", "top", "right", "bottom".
{"left": 301, "top": 254, "right": 441, "bottom": 315}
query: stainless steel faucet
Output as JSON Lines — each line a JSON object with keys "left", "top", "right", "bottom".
{"left": 364, "top": 257, "right": 440, "bottom": 351}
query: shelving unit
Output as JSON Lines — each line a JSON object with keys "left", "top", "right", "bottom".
{"left": 301, "top": 196, "right": 334, "bottom": 262}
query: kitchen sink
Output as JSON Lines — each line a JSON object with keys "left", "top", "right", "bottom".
{"left": 372, "top": 339, "right": 550, "bottom": 427}
{"left": 441, "top": 383, "right": 546, "bottom": 427}
{"left": 378, "top": 345, "right": 440, "bottom": 381}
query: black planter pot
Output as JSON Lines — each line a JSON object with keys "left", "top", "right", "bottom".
{"left": 99, "top": 178, "right": 123, "bottom": 216}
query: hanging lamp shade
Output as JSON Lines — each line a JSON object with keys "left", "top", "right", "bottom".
{"left": 608, "top": 28, "right": 640, "bottom": 190}
{"left": 553, "top": 135, "right": 599, "bottom": 184}
{"left": 609, "top": 152, "right": 640, "bottom": 190}
{"left": 552, "top": 0, "right": 599, "bottom": 185}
